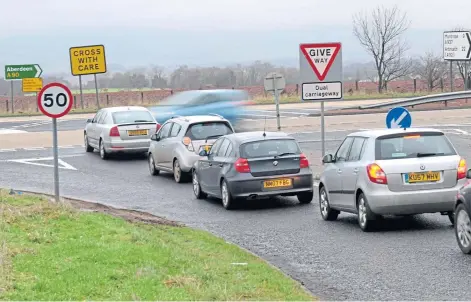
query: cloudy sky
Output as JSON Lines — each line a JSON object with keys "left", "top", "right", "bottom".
{"left": 1, "top": 0, "right": 470, "bottom": 75}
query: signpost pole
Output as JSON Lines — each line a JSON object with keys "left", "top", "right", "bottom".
{"left": 465, "top": 62, "right": 468, "bottom": 91}
{"left": 10, "top": 81, "right": 14, "bottom": 114}
{"left": 320, "top": 101, "right": 325, "bottom": 157}
{"left": 450, "top": 61, "right": 454, "bottom": 92}
{"left": 94, "top": 74, "right": 100, "bottom": 109}
{"left": 272, "top": 76, "right": 281, "bottom": 131}
{"left": 79, "top": 75, "right": 84, "bottom": 110}
{"left": 52, "top": 117, "right": 60, "bottom": 202}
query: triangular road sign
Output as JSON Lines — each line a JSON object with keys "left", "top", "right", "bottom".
{"left": 300, "top": 43, "right": 341, "bottom": 81}
{"left": 7, "top": 157, "right": 77, "bottom": 170}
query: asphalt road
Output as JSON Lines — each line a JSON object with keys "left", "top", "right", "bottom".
{"left": 2, "top": 129, "right": 471, "bottom": 300}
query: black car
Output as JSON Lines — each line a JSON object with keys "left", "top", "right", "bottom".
{"left": 191, "top": 131, "right": 314, "bottom": 209}
{"left": 454, "top": 169, "right": 471, "bottom": 254}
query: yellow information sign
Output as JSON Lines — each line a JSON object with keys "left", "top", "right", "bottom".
{"left": 69, "top": 44, "right": 107, "bottom": 76}
{"left": 22, "top": 78, "right": 43, "bottom": 92}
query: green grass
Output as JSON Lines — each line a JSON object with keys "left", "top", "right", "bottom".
{"left": 0, "top": 190, "right": 314, "bottom": 301}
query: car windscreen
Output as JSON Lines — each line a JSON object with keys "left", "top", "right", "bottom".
{"left": 112, "top": 111, "right": 155, "bottom": 124}
{"left": 240, "top": 139, "right": 301, "bottom": 158}
{"left": 375, "top": 132, "right": 457, "bottom": 160}
{"left": 185, "top": 121, "right": 233, "bottom": 140}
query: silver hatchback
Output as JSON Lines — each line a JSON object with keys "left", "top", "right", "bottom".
{"left": 84, "top": 106, "right": 160, "bottom": 160}
{"left": 318, "top": 128, "right": 467, "bottom": 231}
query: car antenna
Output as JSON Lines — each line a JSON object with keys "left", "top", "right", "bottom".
{"left": 263, "top": 116, "right": 267, "bottom": 138}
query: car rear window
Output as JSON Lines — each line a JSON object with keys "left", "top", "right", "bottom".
{"left": 112, "top": 111, "right": 154, "bottom": 124}
{"left": 240, "top": 139, "right": 301, "bottom": 158}
{"left": 375, "top": 132, "right": 457, "bottom": 160}
{"left": 185, "top": 121, "right": 233, "bottom": 140}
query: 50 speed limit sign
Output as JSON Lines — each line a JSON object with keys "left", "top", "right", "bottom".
{"left": 37, "top": 82, "right": 74, "bottom": 118}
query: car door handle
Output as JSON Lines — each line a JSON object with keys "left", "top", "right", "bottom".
{"left": 337, "top": 169, "right": 342, "bottom": 174}
{"left": 209, "top": 162, "right": 212, "bottom": 166}
{"left": 219, "top": 163, "right": 223, "bottom": 167}
{"left": 353, "top": 168, "right": 359, "bottom": 173}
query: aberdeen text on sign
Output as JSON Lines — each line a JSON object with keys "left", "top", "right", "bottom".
{"left": 5, "top": 64, "right": 42, "bottom": 80}
{"left": 69, "top": 44, "right": 107, "bottom": 76}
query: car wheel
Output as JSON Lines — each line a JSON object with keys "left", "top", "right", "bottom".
{"left": 221, "top": 180, "right": 236, "bottom": 210}
{"left": 173, "top": 159, "right": 188, "bottom": 183}
{"left": 297, "top": 190, "right": 313, "bottom": 204}
{"left": 319, "top": 186, "right": 339, "bottom": 221}
{"left": 357, "top": 193, "right": 376, "bottom": 232}
{"left": 84, "top": 133, "right": 94, "bottom": 152}
{"left": 99, "top": 139, "right": 109, "bottom": 160}
{"left": 192, "top": 170, "right": 207, "bottom": 199}
{"left": 448, "top": 211, "right": 455, "bottom": 225}
{"left": 455, "top": 203, "right": 471, "bottom": 254}
{"left": 148, "top": 153, "right": 159, "bottom": 176}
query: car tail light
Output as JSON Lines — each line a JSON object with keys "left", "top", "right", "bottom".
{"left": 300, "top": 153, "right": 309, "bottom": 168}
{"left": 367, "top": 163, "right": 387, "bottom": 184}
{"left": 182, "top": 136, "right": 194, "bottom": 152}
{"left": 234, "top": 158, "right": 250, "bottom": 173}
{"left": 109, "top": 126, "right": 120, "bottom": 137}
{"left": 156, "top": 123, "right": 161, "bottom": 132}
{"left": 458, "top": 158, "right": 467, "bottom": 179}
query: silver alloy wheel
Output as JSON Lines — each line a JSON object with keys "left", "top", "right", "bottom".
{"left": 149, "top": 155, "right": 155, "bottom": 174}
{"left": 100, "top": 141, "right": 105, "bottom": 158}
{"left": 358, "top": 197, "right": 367, "bottom": 228}
{"left": 193, "top": 172, "right": 199, "bottom": 195}
{"left": 320, "top": 189, "right": 329, "bottom": 217}
{"left": 457, "top": 209, "right": 471, "bottom": 249}
{"left": 221, "top": 182, "right": 229, "bottom": 207}
{"left": 174, "top": 160, "right": 181, "bottom": 182}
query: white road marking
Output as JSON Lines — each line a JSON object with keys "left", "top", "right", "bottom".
{"left": 23, "top": 147, "right": 46, "bottom": 151}
{"left": 454, "top": 129, "right": 469, "bottom": 135}
{"left": 0, "top": 149, "right": 17, "bottom": 152}
{"left": 0, "top": 145, "right": 84, "bottom": 153}
{"left": 0, "top": 129, "right": 28, "bottom": 134}
{"left": 1, "top": 154, "right": 84, "bottom": 170}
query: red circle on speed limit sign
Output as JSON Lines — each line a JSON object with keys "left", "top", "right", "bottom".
{"left": 37, "top": 82, "right": 74, "bottom": 118}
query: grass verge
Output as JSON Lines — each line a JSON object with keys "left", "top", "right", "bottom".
{"left": 0, "top": 190, "right": 314, "bottom": 301}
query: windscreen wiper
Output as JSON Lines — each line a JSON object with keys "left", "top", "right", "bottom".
{"left": 274, "top": 152, "right": 296, "bottom": 158}
{"left": 416, "top": 152, "right": 443, "bottom": 157}
{"left": 205, "top": 134, "right": 222, "bottom": 142}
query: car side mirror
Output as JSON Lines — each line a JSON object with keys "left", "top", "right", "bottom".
{"left": 466, "top": 169, "right": 471, "bottom": 179}
{"left": 151, "top": 134, "right": 159, "bottom": 141}
{"left": 86, "top": 118, "right": 93, "bottom": 123}
{"left": 322, "top": 154, "right": 334, "bottom": 164}
{"left": 199, "top": 149, "right": 208, "bottom": 157}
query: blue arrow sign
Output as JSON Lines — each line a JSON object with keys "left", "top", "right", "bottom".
{"left": 386, "top": 106, "right": 411, "bottom": 129}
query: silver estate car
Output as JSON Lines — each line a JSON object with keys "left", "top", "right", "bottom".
{"left": 148, "top": 115, "right": 235, "bottom": 183}
{"left": 84, "top": 106, "right": 160, "bottom": 160}
{"left": 192, "top": 131, "right": 314, "bottom": 210}
{"left": 319, "top": 128, "right": 467, "bottom": 231}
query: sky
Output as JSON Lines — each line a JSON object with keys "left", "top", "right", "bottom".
{"left": 1, "top": 0, "right": 471, "bottom": 77}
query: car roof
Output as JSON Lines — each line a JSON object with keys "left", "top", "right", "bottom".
{"left": 102, "top": 106, "right": 151, "bottom": 113}
{"left": 168, "top": 114, "right": 230, "bottom": 124}
{"left": 223, "top": 131, "right": 294, "bottom": 144}
{"left": 173, "top": 89, "right": 248, "bottom": 96}
{"left": 347, "top": 127, "right": 445, "bottom": 139}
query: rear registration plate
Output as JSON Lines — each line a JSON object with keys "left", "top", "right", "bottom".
{"left": 263, "top": 178, "right": 292, "bottom": 188}
{"left": 405, "top": 171, "right": 441, "bottom": 183}
{"left": 127, "top": 129, "right": 148, "bottom": 136}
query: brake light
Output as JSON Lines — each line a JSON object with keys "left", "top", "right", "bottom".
{"left": 367, "top": 163, "right": 387, "bottom": 184}
{"left": 182, "top": 136, "right": 194, "bottom": 152}
{"left": 458, "top": 158, "right": 467, "bottom": 179}
{"left": 234, "top": 158, "right": 250, "bottom": 173}
{"left": 300, "top": 153, "right": 309, "bottom": 168}
{"left": 109, "top": 126, "right": 120, "bottom": 137}
{"left": 156, "top": 123, "right": 161, "bottom": 132}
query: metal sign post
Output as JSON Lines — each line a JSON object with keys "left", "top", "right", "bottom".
{"left": 37, "top": 82, "right": 74, "bottom": 202}
{"left": 263, "top": 72, "right": 286, "bottom": 131}
{"left": 299, "top": 42, "right": 343, "bottom": 157}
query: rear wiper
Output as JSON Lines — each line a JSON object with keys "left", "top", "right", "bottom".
{"left": 205, "top": 135, "right": 222, "bottom": 142}
{"left": 134, "top": 120, "right": 152, "bottom": 122}
{"left": 274, "top": 152, "right": 296, "bottom": 158}
{"left": 417, "top": 152, "right": 443, "bottom": 157}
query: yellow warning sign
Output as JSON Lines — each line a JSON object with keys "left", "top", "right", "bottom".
{"left": 69, "top": 44, "right": 107, "bottom": 76}
{"left": 22, "top": 78, "right": 43, "bottom": 92}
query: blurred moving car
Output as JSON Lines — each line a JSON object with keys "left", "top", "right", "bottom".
{"left": 148, "top": 115, "right": 235, "bottom": 183}
{"left": 454, "top": 169, "right": 471, "bottom": 254}
{"left": 318, "top": 128, "right": 467, "bottom": 231}
{"left": 84, "top": 106, "right": 160, "bottom": 160}
{"left": 148, "top": 89, "right": 250, "bottom": 127}
{"left": 192, "top": 131, "right": 314, "bottom": 210}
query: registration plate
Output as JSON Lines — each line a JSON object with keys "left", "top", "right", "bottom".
{"left": 127, "top": 129, "right": 148, "bottom": 136}
{"left": 263, "top": 178, "right": 292, "bottom": 188}
{"left": 405, "top": 171, "right": 441, "bottom": 183}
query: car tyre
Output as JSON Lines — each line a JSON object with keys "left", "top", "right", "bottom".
{"left": 448, "top": 211, "right": 455, "bottom": 225}
{"left": 84, "top": 133, "right": 94, "bottom": 152}
{"left": 455, "top": 203, "right": 471, "bottom": 254}
{"left": 148, "top": 153, "right": 159, "bottom": 176}
{"left": 192, "top": 170, "right": 207, "bottom": 199}
{"left": 99, "top": 139, "right": 109, "bottom": 160}
{"left": 357, "top": 193, "right": 376, "bottom": 232}
{"left": 221, "top": 180, "right": 236, "bottom": 210}
{"left": 173, "top": 159, "right": 189, "bottom": 183}
{"left": 319, "top": 186, "right": 339, "bottom": 221}
{"left": 297, "top": 190, "right": 313, "bottom": 204}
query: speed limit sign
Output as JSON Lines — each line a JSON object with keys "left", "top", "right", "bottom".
{"left": 37, "top": 82, "right": 73, "bottom": 118}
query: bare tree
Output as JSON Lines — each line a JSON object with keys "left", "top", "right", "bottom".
{"left": 352, "top": 5, "right": 413, "bottom": 93}
{"left": 416, "top": 52, "right": 447, "bottom": 92}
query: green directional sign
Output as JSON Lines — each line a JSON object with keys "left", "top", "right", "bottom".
{"left": 4, "top": 64, "right": 42, "bottom": 80}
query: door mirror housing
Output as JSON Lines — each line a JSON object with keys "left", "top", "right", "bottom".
{"left": 322, "top": 154, "right": 334, "bottom": 164}
{"left": 199, "top": 149, "right": 208, "bottom": 157}
{"left": 466, "top": 169, "right": 471, "bottom": 179}
{"left": 86, "top": 118, "right": 93, "bottom": 123}
{"left": 150, "top": 134, "right": 160, "bottom": 141}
